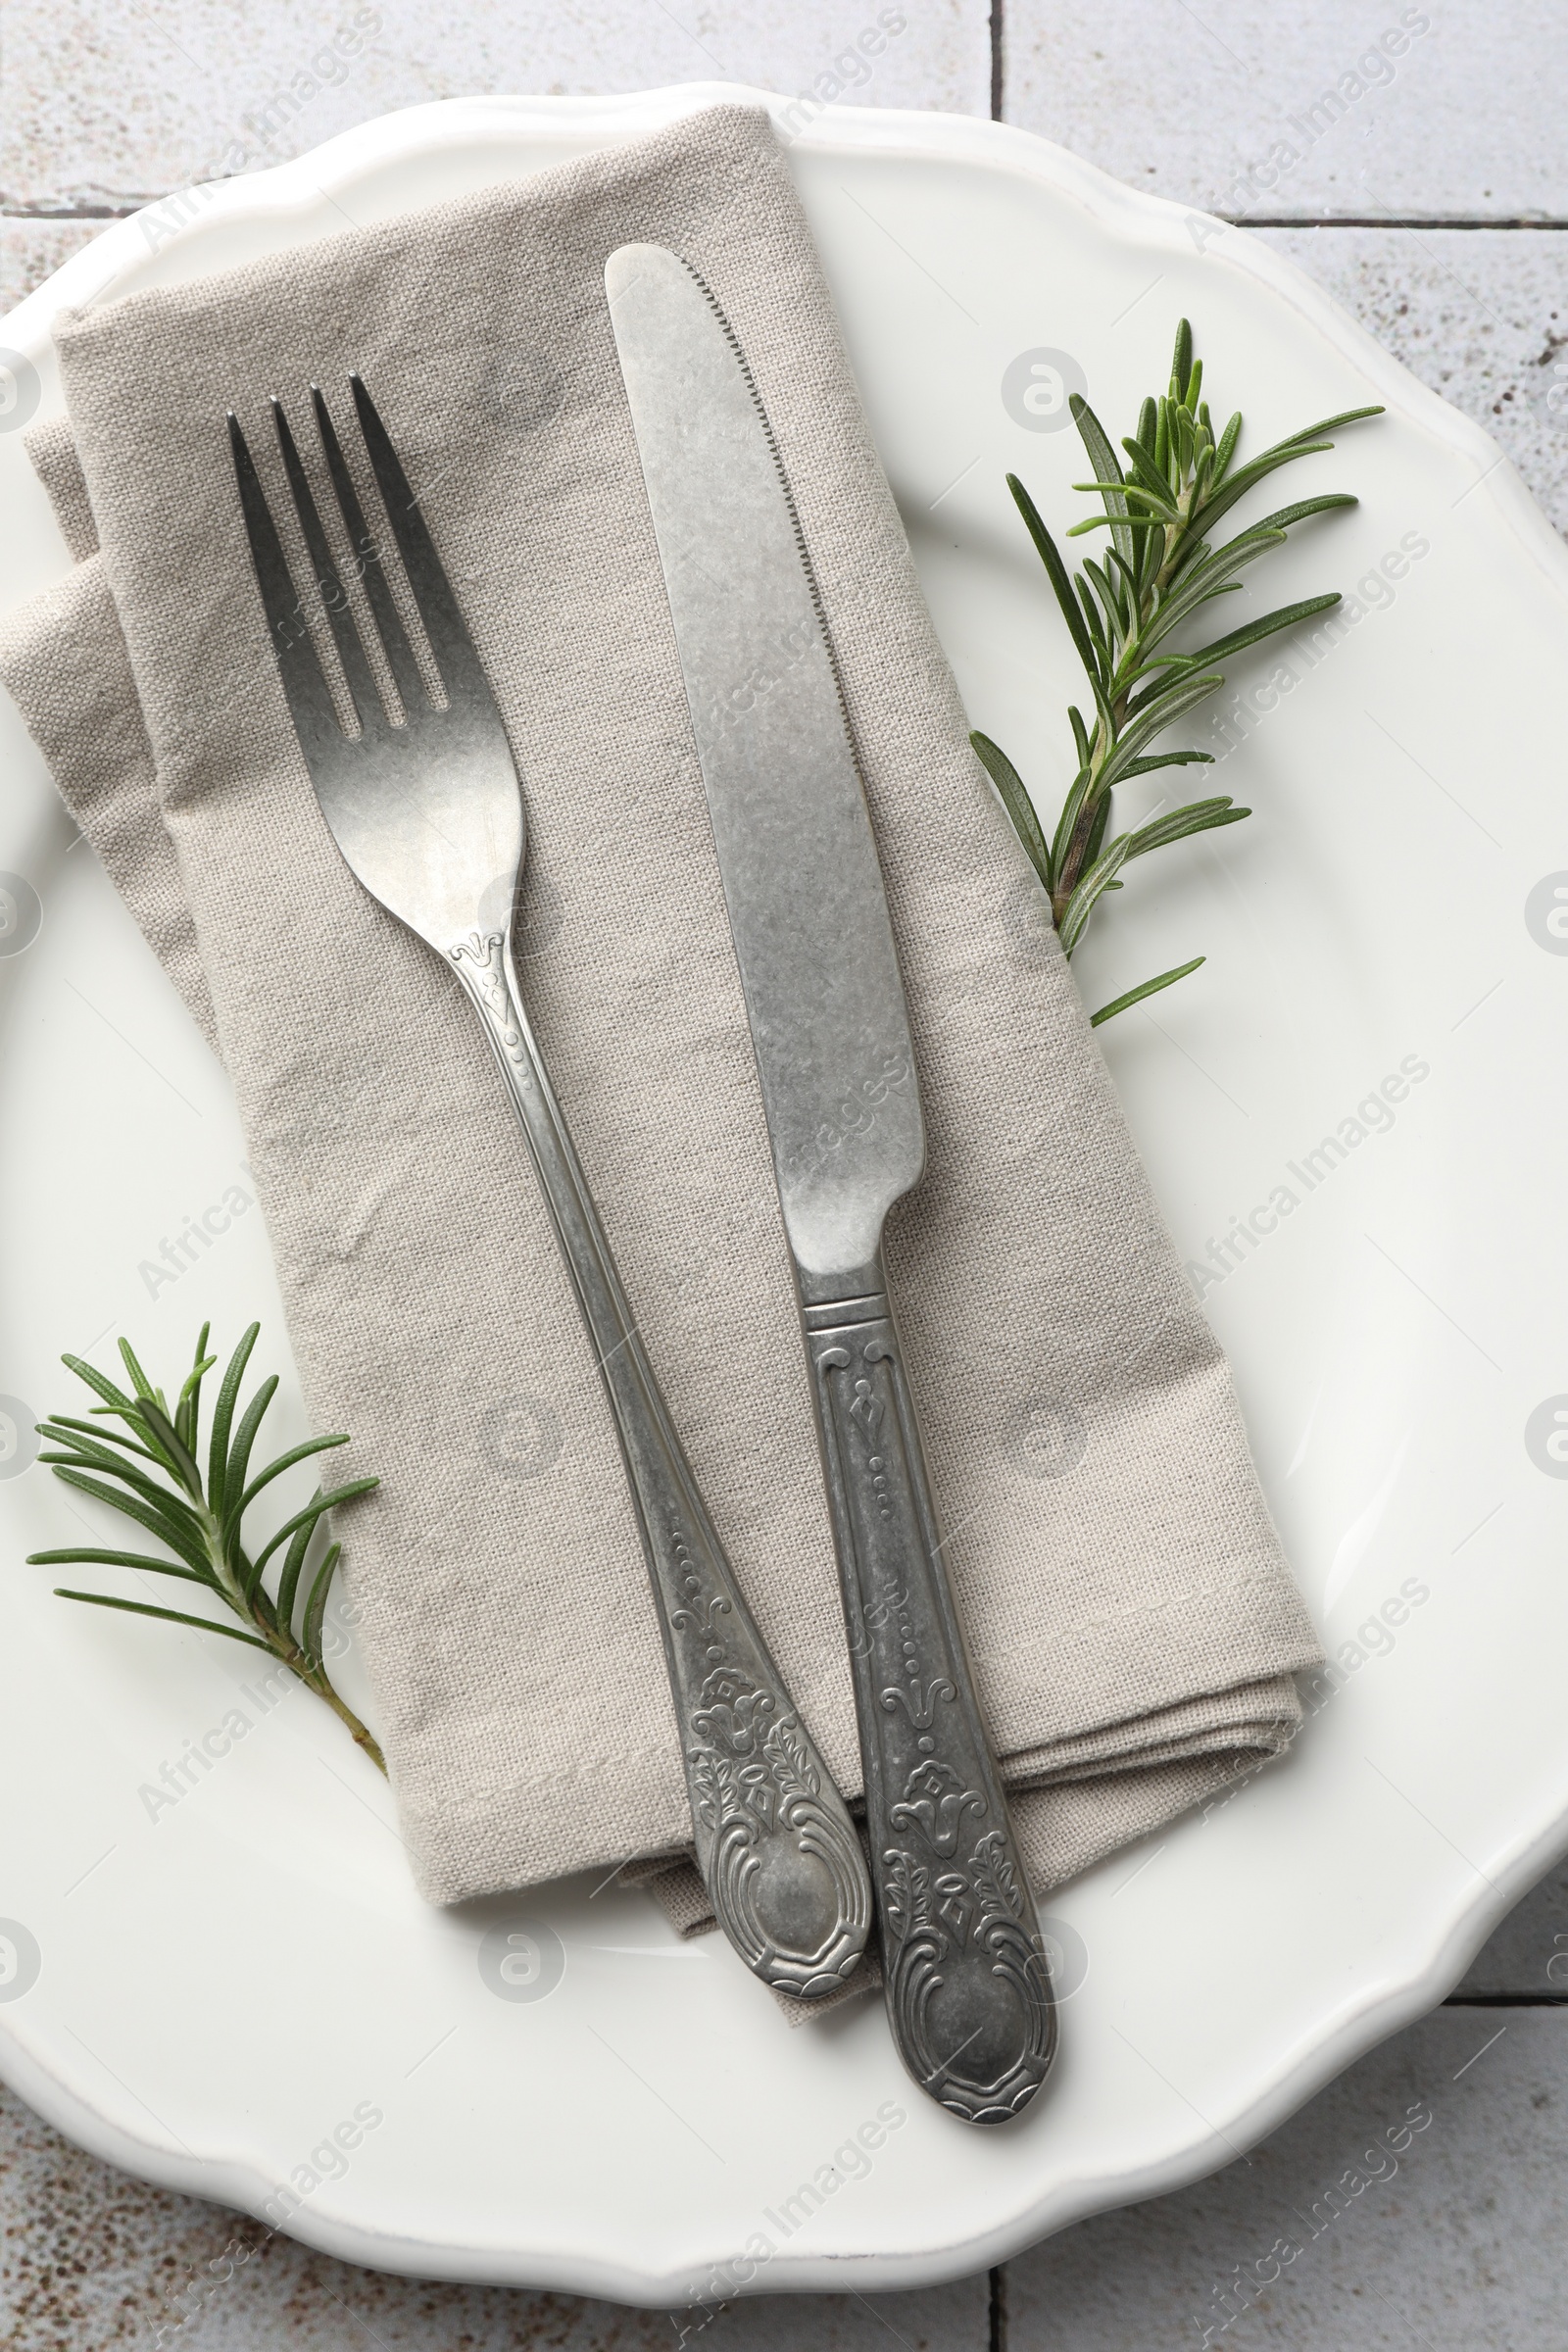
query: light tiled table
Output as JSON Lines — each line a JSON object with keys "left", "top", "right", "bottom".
{"left": 2, "top": 6, "right": 1564, "bottom": 2343}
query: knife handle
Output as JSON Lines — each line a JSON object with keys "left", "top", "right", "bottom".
{"left": 454, "top": 929, "right": 871, "bottom": 2000}
{"left": 800, "top": 1255, "right": 1056, "bottom": 2122}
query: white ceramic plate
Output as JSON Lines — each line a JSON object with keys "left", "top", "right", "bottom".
{"left": 1, "top": 85, "right": 1566, "bottom": 2303}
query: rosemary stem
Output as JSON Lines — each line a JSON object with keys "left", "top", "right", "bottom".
{"left": 295, "top": 1659, "right": 386, "bottom": 1773}
{"left": 204, "top": 1503, "right": 387, "bottom": 1775}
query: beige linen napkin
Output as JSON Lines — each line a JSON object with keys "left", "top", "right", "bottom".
{"left": 0, "top": 105, "right": 1322, "bottom": 1938}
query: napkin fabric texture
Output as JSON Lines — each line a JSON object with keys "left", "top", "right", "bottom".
{"left": 0, "top": 105, "right": 1322, "bottom": 1933}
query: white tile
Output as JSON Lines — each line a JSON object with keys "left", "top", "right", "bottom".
{"left": 0, "top": 2085, "right": 988, "bottom": 2350}
{"left": 1008, "top": 2008, "right": 1568, "bottom": 2350}
{"left": 1254, "top": 224, "right": 1568, "bottom": 536}
{"left": 0, "top": 0, "right": 989, "bottom": 213}
{"left": 0, "top": 218, "right": 100, "bottom": 308}
{"left": 1004, "top": 2, "right": 1568, "bottom": 222}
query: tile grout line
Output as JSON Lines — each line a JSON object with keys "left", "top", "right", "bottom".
{"left": 1445, "top": 1992, "right": 1568, "bottom": 2008}
{"left": 989, "top": 2262, "right": 1007, "bottom": 2352}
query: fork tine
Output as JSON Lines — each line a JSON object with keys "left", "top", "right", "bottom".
{"left": 348, "top": 374, "right": 491, "bottom": 706}
{"left": 270, "top": 396, "right": 385, "bottom": 738}
{"left": 311, "top": 385, "right": 431, "bottom": 723}
{"left": 228, "top": 410, "right": 343, "bottom": 762}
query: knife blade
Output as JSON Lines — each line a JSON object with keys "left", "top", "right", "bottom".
{"left": 607, "top": 241, "right": 1056, "bottom": 2124}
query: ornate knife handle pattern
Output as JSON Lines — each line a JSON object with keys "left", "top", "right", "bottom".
{"left": 452, "top": 931, "right": 870, "bottom": 1999}
{"left": 802, "top": 1258, "right": 1056, "bottom": 2122}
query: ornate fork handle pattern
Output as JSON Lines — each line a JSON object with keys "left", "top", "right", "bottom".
{"left": 451, "top": 931, "right": 870, "bottom": 2000}
{"left": 801, "top": 1257, "right": 1056, "bottom": 2121}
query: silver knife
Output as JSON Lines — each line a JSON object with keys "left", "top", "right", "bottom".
{"left": 608, "top": 243, "right": 1056, "bottom": 2124}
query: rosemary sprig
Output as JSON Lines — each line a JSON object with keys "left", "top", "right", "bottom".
{"left": 972, "top": 318, "right": 1383, "bottom": 1025}
{"left": 25, "top": 1323, "right": 384, "bottom": 1770}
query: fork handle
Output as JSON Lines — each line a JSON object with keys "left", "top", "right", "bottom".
{"left": 799, "top": 1254, "right": 1056, "bottom": 2121}
{"left": 449, "top": 927, "right": 870, "bottom": 2000}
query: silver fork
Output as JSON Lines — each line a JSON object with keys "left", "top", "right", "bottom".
{"left": 227, "top": 377, "right": 871, "bottom": 1999}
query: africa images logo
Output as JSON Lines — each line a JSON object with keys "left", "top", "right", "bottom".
{"left": 1002, "top": 347, "right": 1088, "bottom": 434}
